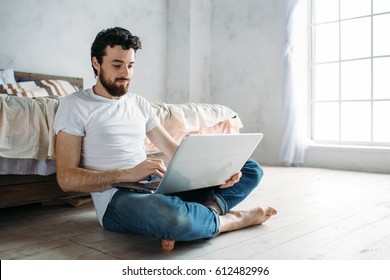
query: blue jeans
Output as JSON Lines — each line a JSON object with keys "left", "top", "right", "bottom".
{"left": 102, "top": 159, "right": 263, "bottom": 241}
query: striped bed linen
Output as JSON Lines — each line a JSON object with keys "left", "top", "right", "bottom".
{"left": 0, "top": 79, "right": 79, "bottom": 97}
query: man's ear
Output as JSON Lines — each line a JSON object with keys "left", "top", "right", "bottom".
{"left": 92, "top": 57, "right": 100, "bottom": 73}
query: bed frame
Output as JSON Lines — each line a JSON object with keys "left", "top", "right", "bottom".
{"left": 0, "top": 71, "right": 86, "bottom": 208}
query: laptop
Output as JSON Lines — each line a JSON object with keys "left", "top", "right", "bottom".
{"left": 112, "top": 133, "right": 263, "bottom": 194}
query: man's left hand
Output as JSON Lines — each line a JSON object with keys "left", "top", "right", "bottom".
{"left": 219, "top": 172, "right": 242, "bottom": 189}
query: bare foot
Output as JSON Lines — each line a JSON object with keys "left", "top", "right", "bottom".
{"left": 160, "top": 207, "right": 276, "bottom": 251}
{"left": 219, "top": 207, "right": 277, "bottom": 233}
{"left": 161, "top": 239, "right": 175, "bottom": 252}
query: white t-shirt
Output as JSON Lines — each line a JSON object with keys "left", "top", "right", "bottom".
{"left": 53, "top": 89, "right": 160, "bottom": 225}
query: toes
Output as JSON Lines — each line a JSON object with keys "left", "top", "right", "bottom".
{"left": 265, "top": 207, "right": 277, "bottom": 216}
{"left": 161, "top": 239, "right": 175, "bottom": 252}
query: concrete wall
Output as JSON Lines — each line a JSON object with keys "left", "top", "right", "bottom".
{"left": 0, "top": 0, "right": 167, "bottom": 101}
{"left": 0, "top": 0, "right": 287, "bottom": 166}
{"left": 164, "top": 0, "right": 286, "bottom": 165}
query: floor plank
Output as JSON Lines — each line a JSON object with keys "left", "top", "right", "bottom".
{"left": 1, "top": 166, "right": 389, "bottom": 260}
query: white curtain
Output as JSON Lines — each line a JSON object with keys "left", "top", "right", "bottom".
{"left": 281, "top": 0, "right": 310, "bottom": 166}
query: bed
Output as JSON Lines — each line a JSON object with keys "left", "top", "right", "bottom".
{"left": 0, "top": 69, "right": 243, "bottom": 208}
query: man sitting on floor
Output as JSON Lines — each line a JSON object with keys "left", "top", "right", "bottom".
{"left": 53, "top": 27, "right": 277, "bottom": 252}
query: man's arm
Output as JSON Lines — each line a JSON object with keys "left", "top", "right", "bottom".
{"left": 55, "top": 131, "right": 166, "bottom": 192}
{"left": 146, "top": 124, "right": 179, "bottom": 161}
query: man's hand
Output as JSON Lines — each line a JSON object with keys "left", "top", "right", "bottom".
{"left": 219, "top": 172, "right": 242, "bottom": 189}
{"left": 126, "top": 158, "right": 167, "bottom": 182}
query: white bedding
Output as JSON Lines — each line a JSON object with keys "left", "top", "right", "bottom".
{"left": 0, "top": 68, "right": 17, "bottom": 85}
{"left": 0, "top": 98, "right": 242, "bottom": 175}
{"left": 0, "top": 96, "right": 59, "bottom": 160}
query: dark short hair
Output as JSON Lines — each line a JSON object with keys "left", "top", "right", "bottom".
{"left": 90, "top": 27, "right": 142, "bottom": 77}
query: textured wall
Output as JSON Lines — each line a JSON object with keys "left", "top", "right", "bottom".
{"left": 0, "top": 0, "right": 287, "bottom": 165}
{"left": 0, "top": 0, "right": 167, "bottom": 101}
{"left": 164, "top": 0, "right": 286, "bottom": 164}
{"left": 209, "top": 0, "right": 285, "bottom": 164}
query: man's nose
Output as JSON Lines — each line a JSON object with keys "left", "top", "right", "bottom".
{"left": 120, "top": 65, "right": 132, "bottom": 77}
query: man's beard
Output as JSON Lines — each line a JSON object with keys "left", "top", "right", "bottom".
{"left": 99, "top": 70, "right": 129, "bottom": 98}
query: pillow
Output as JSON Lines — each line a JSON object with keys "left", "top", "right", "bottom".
{"left": 0, "top": 68, "right": 17, "bottom": 85}
{"left": 0, "top": 79, "right": 79, "bottom": 97}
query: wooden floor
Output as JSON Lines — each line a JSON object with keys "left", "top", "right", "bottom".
{"left": 1, "top": 166, "right": 390, "bottom": 260}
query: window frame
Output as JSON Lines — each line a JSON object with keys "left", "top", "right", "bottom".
{"left": 305, "top": 0, "right": 390, "bottom": 173}
{"left": 309, "top": 0, "right": 390, "bottom": 148}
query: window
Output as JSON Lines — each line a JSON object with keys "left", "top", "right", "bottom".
{"left": 310, "top": 0, "right": 390, "bottom": 146}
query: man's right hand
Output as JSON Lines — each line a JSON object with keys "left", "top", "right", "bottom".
{"left": 124, "top": 158, "right": 167, "bottom": 182}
